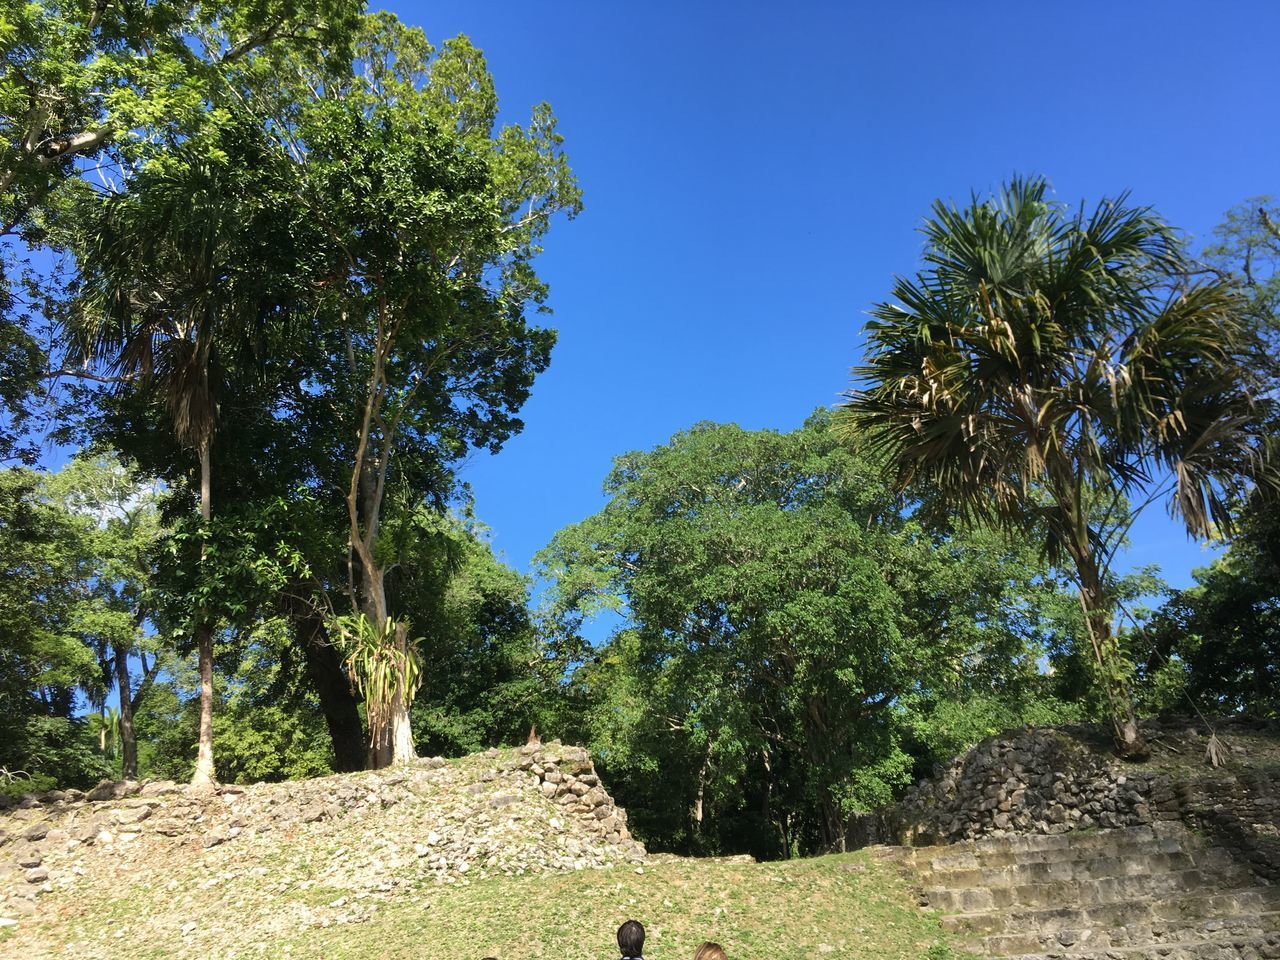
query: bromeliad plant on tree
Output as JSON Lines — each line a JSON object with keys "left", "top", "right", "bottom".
{"left": 842, "top": 176, "right": 1276, "bottom": 759}
{"left": 330, "top": 613, "right": 424, "bottom": 768}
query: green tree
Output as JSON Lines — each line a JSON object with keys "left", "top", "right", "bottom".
{"left": 131, "top": 629, "right": 336, "bottom": 785}
{"left": 403, "top": 509, "right": 549, "bottom": 757}
{"left": 71, "top": 129, "right": 299, "bottom": 783}
{"left": 1, "top": 0, "right": 360, "bottom": 464}
{"left": 45, "top": 454, "right": 164, "bottom": 780}
{"left": 270, "top": 14, "right": 579, "bottom": 766}
{"left": 0, "top": 458, "right": 161, "bottom": 788}
{"left": 0, "top": 248, "right": 47, "bottom": 464}
{"left": 1204, "top": 197, "right": 1280, "bottom": 346}
{"left": 1138, "top": 497, "right": 1280, "bottom": 717}
{"left": 0, "top": 466, "right": 99, "bottom": 783}
{"left": 1, "top": 0, "right": 359, "bottom": 238}
{"left": 842, "top": 177, "right": 1274, "bottom": 758}
{"left": 539, "top": 412, "right": 1070, "bottom": 855}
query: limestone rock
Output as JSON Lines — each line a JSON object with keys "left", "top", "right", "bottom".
{"left": 0, "top": 739, "right": 645, "bottom": 918}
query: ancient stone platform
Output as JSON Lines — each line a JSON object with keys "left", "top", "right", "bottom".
{"left": 877, "top": 823, "right": 1280, "bottom": 959}
{"left": 0, "top": 740, "right": 645, "bottom": 926}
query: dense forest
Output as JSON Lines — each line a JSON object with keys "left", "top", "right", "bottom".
{"left": 2, "top": 1, "right": 1278, "bottom": 860}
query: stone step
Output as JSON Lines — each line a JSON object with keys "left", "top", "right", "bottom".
{"left": 912, "top": 824, "right": 1166, "bottom": 856}
{"left": 977, "top": 910, "right": 1280, "bottom": 956}
{"left": 1134, "top": 914, "right": 1280, "bottom": 947}
{"left": 887, "top": 825, "right": 1280, "bottom": 959}
{"left": 915, "top": 828, "right": 1189, "bottom": 872}
{"left": 923, "top": 849, "right": 1252, "bottom": 890}
{"left": 988, "top": 932, "right": 1280, "bottom": 960}
{"left": 924, "top": 867, "right": 1259, "bottom": 913}
{"left": 941, "top": 888, "right": 1280, "bottom": 938}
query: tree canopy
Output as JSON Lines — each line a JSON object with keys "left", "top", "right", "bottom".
{"left": 841, "top": 176, "right": 1276, "bottom": 758}
{"left": 538, "top": 412, "right": 1081, "bottom": 855}
{"left": 1, "top": 1, "right": 1277, "bottom": 871}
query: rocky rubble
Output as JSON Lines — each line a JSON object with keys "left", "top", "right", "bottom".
{"left": 847, "top": 718, "right": 1280, "bottom": 886}
{"left": 884, "top": 726, "right": 1156, "bottom": 844}
{"left": 0, "top": 740, "right": 645, "bottom": 927}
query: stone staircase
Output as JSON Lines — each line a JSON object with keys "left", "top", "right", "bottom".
{"left": 877, "top": 823, "right": 1280, "bottom": 959}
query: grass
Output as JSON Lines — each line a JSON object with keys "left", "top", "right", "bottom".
{"left": 286, "top": 854, "right": 956, "bottom": 960}
{"left": 14, "top": 850, "right": 967, "bottom": 960}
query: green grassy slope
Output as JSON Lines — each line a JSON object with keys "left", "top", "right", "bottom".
{"left": 11, "top": 850, "right": 965, "bottom": 960}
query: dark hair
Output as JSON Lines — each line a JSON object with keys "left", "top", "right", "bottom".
{"left": 617, "top": 919, "right": 645, "bottom": 956}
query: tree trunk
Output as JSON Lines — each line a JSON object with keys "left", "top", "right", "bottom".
{"left": 387, "top": 622, "right": 416, "bottom": 765}
{"left": 360, "top": 572, "right": 417, "bottom": 768}
{"left": 802, "top": 696, "right": 847, "bottom": 852}
{"left": 192, "top": 623, "right": 216, "bottom": 784}
{"left": 692, "top": 748, "right": 710, "bottom": 837}
{"left": 112, "top": 641, "right": 138, "bottom": 780}
{"left": 1071, "top": 544, "right": 1149, "bottom": 761}
{"left": 191, "top": 441, "right": 218, "bottom": 786}
{"left": 388, "top": 693, "right": 415, "bottom": 764}
{"left": 822, "top": 793, "right": 846, "bottom": 854}
{"left": 367, "top": 724, "right": 392, "bottom": 769}
{"left": 346, "top": 346, "right": 418, "bottom": 769}
{"left": 293, "top": 601, "right": 366, "bottom": 773}
{"left": 761, "top": 748, "right": 774, "bottom": 847}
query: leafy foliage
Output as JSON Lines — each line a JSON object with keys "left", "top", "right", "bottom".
{"left": 405, "top": 512, "right": 550, "bottom": 758}
{"left": 1136, "top": 497, "right": 1280, "bottom": 717}
{"left": 0, "top": 458, "right": 156, "bottom": 786}
{"left": 1204, "top": 197, "right": 1280, "bottom": 346}
{"left": 539, "top": 412, "right": 1079, "bottom": 856}
{"left": 841, "top": 176, "right": 1276, "bottom": 756}
{"left": 134, "top": 628, "right": 336, "bottom": 784}
{"left": 331, "top": 613, "right": 422, "bottom": 755}
{"left": 844, "top": 176, "right": 1270, "bottom": 555}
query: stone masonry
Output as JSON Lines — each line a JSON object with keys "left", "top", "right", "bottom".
{"left": 850, "top": 719, "right": 1280, "bottom": 883}
{"left": 856, "top": 719, "right": 1280, "bottom": 959}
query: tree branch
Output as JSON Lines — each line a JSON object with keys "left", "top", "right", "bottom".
{"left": 1260, "top": 208, "right": 1280, "bottom": 244}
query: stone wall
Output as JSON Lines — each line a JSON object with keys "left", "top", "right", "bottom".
{"left": 1168, "top": 767, "right": 1280, "bottom": 883}
{"left": 847, "top": 718, "right": 1280, "bottom": 883}
{"left": 0, "top": 740, "right": 645, "bottom": 923}
{"left": 851, "top": 726, "right": 1155, "bottom": 847}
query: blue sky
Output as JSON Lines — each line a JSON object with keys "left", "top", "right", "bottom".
{"left": 384, "top": 0, "right": 1280, "bottom": 591}
{"left": 388, "top": 1, "right": 1280, "bottom": 590}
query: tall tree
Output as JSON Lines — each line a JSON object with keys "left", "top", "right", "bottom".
{"left": 539, "top": 412, "right": 1070, "bottom": 854}
{"left": 1204, "top": 197, "right": 1280, "bottom": 345}
{"left": 0, "top": 466, "right": 101, "bottom": 782}
{"left": 2, "top": 0, "right": 361, "bottom": 464}
{"left": 267, "top": 15, "right": 580, "bottom": 766}
{"left": 1, "top": 0, "right": 360, "bottom": 237}
{"left": 46, "top": 454, "right": 163, "bottom": 780}
{"left": 842, "top": 177, "right": 1275, "bottom": 758}
{"left": 72, "top": 132, "right": 290, "bottom": 784}
{"left": 1138, "top": 497, "right": 1280, "bottom": 718}
{"left": 0, "top": 458, "right": 163, "bottom": 788}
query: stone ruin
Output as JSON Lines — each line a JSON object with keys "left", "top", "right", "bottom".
{"left": 857, "top": 719, "right": 1280, "bottom": 958}
{"left": 0, "top": 739, "right": 645, "bottom": 924}
{"left": 848, "top": 718, "right": 1280, "bottom": 882}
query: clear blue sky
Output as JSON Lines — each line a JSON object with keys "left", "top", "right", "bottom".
{"left": 404, "top": 2, "right": 1277, "bottom": 588}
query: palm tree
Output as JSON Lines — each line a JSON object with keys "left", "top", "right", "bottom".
{"left": 72, "top": 144, "right": 268, "bottom": 785}
{"left": 842, "top": 177, "right": 1274, "bottom": 758}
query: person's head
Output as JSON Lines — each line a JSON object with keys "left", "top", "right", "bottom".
{"left": 617, "top": 919, "right": 645, "bottom": 957}
{"left": 694, "top": 943, "right": 726, "bottom": 960}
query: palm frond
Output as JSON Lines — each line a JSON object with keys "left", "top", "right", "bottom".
{"left": 842, "top": 178, "right": 1274, "bottom": 561}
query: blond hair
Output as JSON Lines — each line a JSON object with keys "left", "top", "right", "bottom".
{"left": 694, "top": 943, "right": 727, "bottom": 960}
